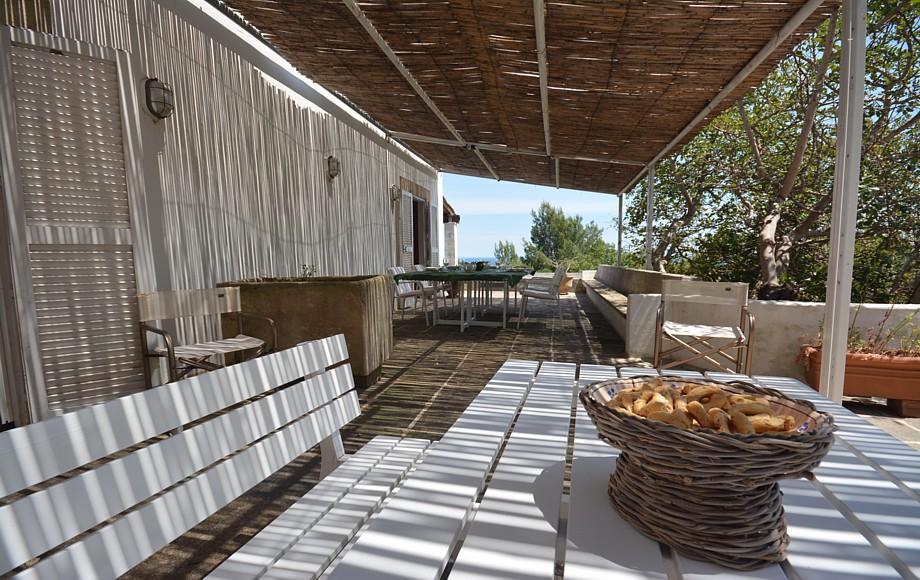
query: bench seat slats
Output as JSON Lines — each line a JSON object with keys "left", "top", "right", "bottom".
{"left": 157, "top": 335, "right": 265, "bottom": 359}
{"left": 325, "top": 359, "right": 540, "bottom": 580}
{"left": 0, "top": 335, "right": 348, "bottom": 497}
{"left": 0, "top": 364, "right": 356, "bottom": 575}
{"left": 208, "top": 437, "right": 407, "bottom": 580}
{"left": 14, "top": 391, "right": 360, "bottom": 580}
{"left": 262, "top": 439, "right": 430, "bottom": 580}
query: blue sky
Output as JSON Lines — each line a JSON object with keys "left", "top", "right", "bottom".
{"left": 442, "top": 173, "right": 624, "bottom": 258}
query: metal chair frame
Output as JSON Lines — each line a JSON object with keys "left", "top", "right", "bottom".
{"left": 653, "top": 280, "right": 755, "bottom": 374}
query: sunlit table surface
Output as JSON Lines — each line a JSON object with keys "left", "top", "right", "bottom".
{"left": 323, "top": 362, "right": 920, "bottom": 580}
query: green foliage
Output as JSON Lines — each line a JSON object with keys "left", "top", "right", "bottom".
{"left": 623, "top": 2, "right": 920, "bottom": 302}
{"left": 494, "top": 240, "right": 524, "bottom": 267}
{"left": 522, "top": 202, "right": 616, "bottom": 271}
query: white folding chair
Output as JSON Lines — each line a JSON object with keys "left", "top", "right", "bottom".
{"left": 654, "top": 280, "right": 755, "bottom": 374}
{"left": 516, "top": 265, "right": 567, "bottom": 329}
{"left": 387, "top": 266, "right": 435, "bottom": 325}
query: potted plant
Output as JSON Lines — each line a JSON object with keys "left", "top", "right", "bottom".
{"left": 800, "top": 306, "right": 920, "bottom": 416}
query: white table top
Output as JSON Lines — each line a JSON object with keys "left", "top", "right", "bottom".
{"left": 325, "top": 362, "right": 920, "bottom": 580}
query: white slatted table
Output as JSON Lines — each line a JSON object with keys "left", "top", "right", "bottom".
{"left": 318, "top": 363, "right": 920, "bottom": 580}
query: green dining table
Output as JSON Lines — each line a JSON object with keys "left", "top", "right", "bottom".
{"left": 395, "top": 268, "right": 534, "bottom": 330}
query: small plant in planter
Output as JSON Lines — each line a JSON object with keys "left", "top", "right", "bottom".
{"left": 800, "top": 306, "right": 920, "bottom": 416}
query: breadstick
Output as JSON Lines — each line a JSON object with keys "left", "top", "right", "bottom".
{"left": 642, "top": 392, "right": 672, "bottom": 416}
{"left": 673, "top": 395, "right": 688, "bottom": 412}
{"left": 749, "top": 414, "right": 788, "bottom": 433}
{"left": 702, "top": 392, "right": 729, "bottom": 412}
{"left": 708, "top": 408, "right": 732, "bottom": 433}
{"left": 732, "top": 402, "right": 773, "bottom": 416}
{"left": 730, "top": 408, "right": 755, "bottom": 435}
{"left": 686, "top": 401, "right": 710, "bottom": 428}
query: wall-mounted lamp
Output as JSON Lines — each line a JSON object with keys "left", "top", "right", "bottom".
{"left": 389, "top": 184, "right": 401, "bottom": 207}
{"left": 145, "top": 78, "right": 174, "bottom": 121}
{"left": 326, "top": 155, "right": 341, "bottom": 180}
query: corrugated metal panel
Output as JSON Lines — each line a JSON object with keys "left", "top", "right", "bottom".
{"left": 11, "top": 45, "right": 144, "bottom": 415}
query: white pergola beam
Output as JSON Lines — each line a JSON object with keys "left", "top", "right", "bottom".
{"left": 341, "top": 0, "right": 500, "bottom": 181}
{"left": 617, "top": 0, "right": 827, "bottom": 195}
{"left": 389, "top": 131, "right": 645, "bottom": 166}
{"left": 645, "top": 164, "right": 655, "bottom": 270}
{"left": 533, "top": 0, "right": 551, "bottom": 157}
{"left": 820, "top": 0, "right": 867, "bottom": 403}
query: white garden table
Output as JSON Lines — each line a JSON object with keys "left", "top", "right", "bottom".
{"left": 285, "top": 361, "right": 920, "bottom": 579}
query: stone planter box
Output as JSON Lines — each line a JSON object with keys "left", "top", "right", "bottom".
{"left": 219, "top": 276, "right": 392, "bottom": 387}
{"left": 802, "top": 346, "right": 920, "bottom": 417}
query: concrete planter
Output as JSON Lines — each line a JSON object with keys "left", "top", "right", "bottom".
{"left": 802, "top": 345, "right": 920, "bottom": 416}
{"left": 219, "top": 276, "right": 393, "bottom": 387}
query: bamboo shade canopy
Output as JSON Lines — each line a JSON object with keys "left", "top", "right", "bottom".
{"left": 222, "top": 0, "right": 837, "bottom": 194}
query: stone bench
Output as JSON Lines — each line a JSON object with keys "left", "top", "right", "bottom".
{"left": 584, "top": 265, "right": 691, "bottom": 341}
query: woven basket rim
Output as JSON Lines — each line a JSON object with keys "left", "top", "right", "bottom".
{"left": 581, "top": 374, "right": 835, "bottom": 444}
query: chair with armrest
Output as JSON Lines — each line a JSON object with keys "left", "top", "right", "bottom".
{"left": 654, "top": 280, "right": 755, "bottom": 374}
{"left": 516, "top": 264, "right": 567, "bottom": 329}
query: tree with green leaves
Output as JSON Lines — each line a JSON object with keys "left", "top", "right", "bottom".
{"left": 494, "top": 240, "right": 523, "bottom": 267}
{"left": 625, "top": 1, "right": 920, "bottom": 302}
{"left": 523, "top": 202, "right": 615, "bottom": 271}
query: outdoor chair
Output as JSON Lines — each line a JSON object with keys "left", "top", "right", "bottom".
{"left": 654, "top": 280, "right": 754, "bottom": 374}
{"left": 138, "top": 287, "right": 277, "bottom": 385}
{"left": 387, "top": 266, "right": 436, "bottom": 325}
{"left": 516, "top": 264, "right": 567, "bottom": 329}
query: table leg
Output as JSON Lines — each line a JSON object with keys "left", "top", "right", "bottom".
{"left": 503, "top": 281, "right": 509, "bottom": 328}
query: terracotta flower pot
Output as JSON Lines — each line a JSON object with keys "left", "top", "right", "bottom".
{"left": 801, "top": 345, "right": 920, "bottom": 416}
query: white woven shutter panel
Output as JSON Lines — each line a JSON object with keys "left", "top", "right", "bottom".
{"left": 400, "top": 191, "right": 413, "bottom": 268}
{"left": 11, "top": 45, "right": 145, "bottom": 414}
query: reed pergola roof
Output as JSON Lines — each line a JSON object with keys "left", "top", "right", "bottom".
{"left": 223, "top": 0, "right": 837, "bottom": 194}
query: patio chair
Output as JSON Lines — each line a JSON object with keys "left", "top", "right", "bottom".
{"left": 654, "top": 280, "right": 754, "bottom": 374}
{"left": 387, "top": 266, "right": 435, "bottom": 325}
{"left": 516, "top": 265, "right": 567, "bottom": 329}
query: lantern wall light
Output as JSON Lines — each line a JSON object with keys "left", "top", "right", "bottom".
{"left": 326, "top": 155, "right": 341, "bottom": 180}
{"left": 145, "top": 78, "right": 174, "bottom": 121}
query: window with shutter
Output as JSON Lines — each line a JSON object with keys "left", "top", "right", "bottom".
{"left": 7, "top": 44, "right": 145, "bottom": 414}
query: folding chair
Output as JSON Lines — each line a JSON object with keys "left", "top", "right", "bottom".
{"left": 387, "top": 266, "right": 435, "bottom": 325}
{"left": 653, "top": 280, "right": 755, "bottom": 374}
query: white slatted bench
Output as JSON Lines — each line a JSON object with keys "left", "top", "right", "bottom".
{"left": 310, "top": 362, "right": 920, "bottom": 580}
{"left": 0, "top": 335, "right": 429, "bottom": 580}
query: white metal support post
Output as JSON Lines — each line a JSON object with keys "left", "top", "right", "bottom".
{"left": 617, "top": 193, "right": 624, "bottom": 267}
{"left": 645, "top": 164, "right": 655, "bottom": 271}
{"left": 819, "top": 0, "right": 867, "bottom": 403}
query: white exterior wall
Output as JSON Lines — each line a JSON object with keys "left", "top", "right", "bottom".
{"left": 46, "top": 0, "right": 436, "bottom": 288}
{"left": 627, "top": 296, "right": 920, "bottom": 379}
{"left": 0, "top": 0, "right": 437, "bottom": 420}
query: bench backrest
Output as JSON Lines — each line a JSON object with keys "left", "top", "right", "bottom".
{"left": 596, "top": 265, "right": 691, "bottom": 295}
{"left": 0, "top": 335, "right": 357, "bottom": 579}
{"left": 137, "top": 287, "right": 242, "bottom": 321}
{"left": 661, "top": 280, "right": 749, "bottom": 326}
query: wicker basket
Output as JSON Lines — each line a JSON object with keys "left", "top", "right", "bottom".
{"left": 580, "top": 375, "right": 835, "bottom": 570}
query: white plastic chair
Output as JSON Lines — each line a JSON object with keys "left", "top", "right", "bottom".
{"left": 387, "top": 266, "right": 436, "bottom": 325}
{"left": 516, "top": 265, "right": 567, "bottom": 329}
{"left": 654, "top": 280, "right": 755, "bottom": 374}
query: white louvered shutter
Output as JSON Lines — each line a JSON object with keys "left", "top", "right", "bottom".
{"left": 400, "top": 191, "right": 413, "bottom": 268}
{"left": 10, "top": 45, "right": 145, "bottom": 414}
